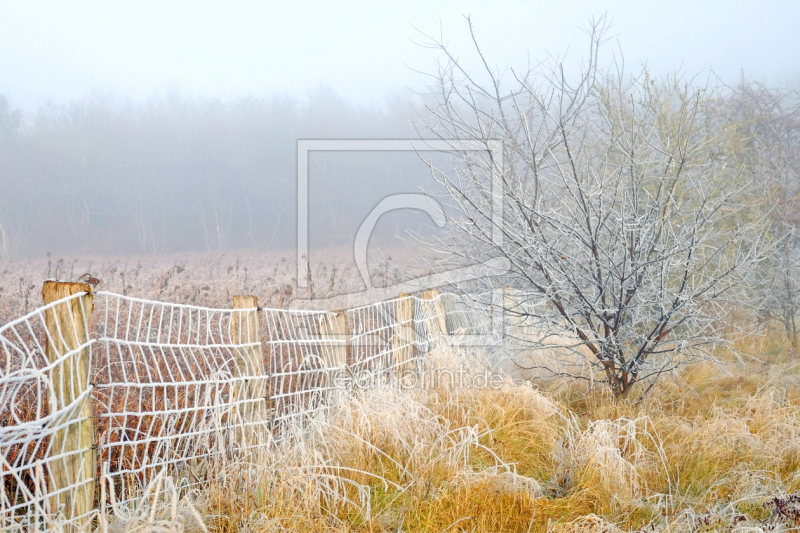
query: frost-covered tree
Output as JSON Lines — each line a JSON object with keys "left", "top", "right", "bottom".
{"left": 416, "top": 16, "right": 766, "bottom": 398}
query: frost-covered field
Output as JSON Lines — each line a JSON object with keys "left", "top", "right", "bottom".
{"left": 0, "top": 247, "right": 435, "bottom": 324}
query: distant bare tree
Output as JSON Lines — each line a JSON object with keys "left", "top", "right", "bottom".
{"left": 721, "top": 81, "right": 800, "bottom": 351}
{"left": 0, "top": 95, "right": 23, "bottom": 260}
{"left": 416, "top": 16, "right": 766, "bottom": 399}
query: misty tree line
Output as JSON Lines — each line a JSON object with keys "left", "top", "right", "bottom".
{"left": 0, "top": 88, "right": 441, "bottom": 258}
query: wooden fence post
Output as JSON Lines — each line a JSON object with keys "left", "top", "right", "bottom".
{"left": 321, "top": 310, "right": 348, "bottom": 369}
{"left": 393, "top": 293, "right": 415, "bottom": 378}
{"left": 42, "top": 281, "right": 95, "bottom": 530}
{"left": 230, "top": 295, "right": 267, "bottom": 449}
{"left": 422, "top": 289, "right": 448, "bottom": 340}
{"left": 320, "top": 310, "right": 348, "bottom": 390}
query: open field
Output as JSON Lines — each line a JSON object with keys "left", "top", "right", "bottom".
{"left": 0, "top": 248, "right": 435, "bottom": 323}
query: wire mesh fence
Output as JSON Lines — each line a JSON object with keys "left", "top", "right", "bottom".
{"left": 261, "top": 307, "right": 341, "bottom": 426}
{"left": 92, "top": 292, "right": 272, "bottom": 509}
{"left": 1, "top": 291, "right": 95, "bottom": 530}
{"left": 0, "top": 284, "right": 499, "bottom": 530}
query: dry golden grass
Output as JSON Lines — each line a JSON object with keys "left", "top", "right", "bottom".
{"left": 75, "top": 334, "right": 800, "bottom": 533}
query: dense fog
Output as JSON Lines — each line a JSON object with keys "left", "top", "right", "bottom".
{"left": 0, "top": 89, "right": 451, "bottom": 260}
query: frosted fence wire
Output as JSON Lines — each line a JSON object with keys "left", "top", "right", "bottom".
{"left": 1, "top": 288, "right": 494, "bottom": 527}
{"left": 1, "top": 292, "right": 94, "bottom": 530}
{"left": 412, "top": 296, "right": 437, "bottom": 355}
{"left": 344, "top": 293, "right": 472, "bottom": 383}
{"left": 92, "top": 292, "right": 271, "bottom": 506}
{"left": 260, "top": 307, "right": 342, "bottom": 426}
{"left": 347, "top": 297, "right": 410, "bottom": 383}
{"left": 440, "top": 292, "right": 495, "bottom": 337}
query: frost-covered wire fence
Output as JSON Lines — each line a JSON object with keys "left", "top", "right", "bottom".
{"left": 0, "top": 282, "right": 498, "bottom": 530}
{"left": 91, "top": 292, "right": 273, "bottom": 511}
{"left": 1, "top": 282, "right": 96, "bottom": 532}
{"left": 261, "top": 306, "right": 342, "bottom": 425}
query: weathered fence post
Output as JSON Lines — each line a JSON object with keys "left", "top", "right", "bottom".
{"left": 230, "top": 295, "right": 267, "bottom": 449}
{"left": 422, "top": 289, "right": 448, "bottom": 340}
{"left": 320, "top": 310, "right": 348, "bottom": 391}
{"left": 42, "top": 281, "right": 95, "bottom": 530}
{"left": 393, "top": 293, "right": 415, "bottom": 378}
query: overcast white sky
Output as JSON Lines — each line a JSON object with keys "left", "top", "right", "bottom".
{"left": 1, "top": 0, "right": 798, "bottom": 111}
